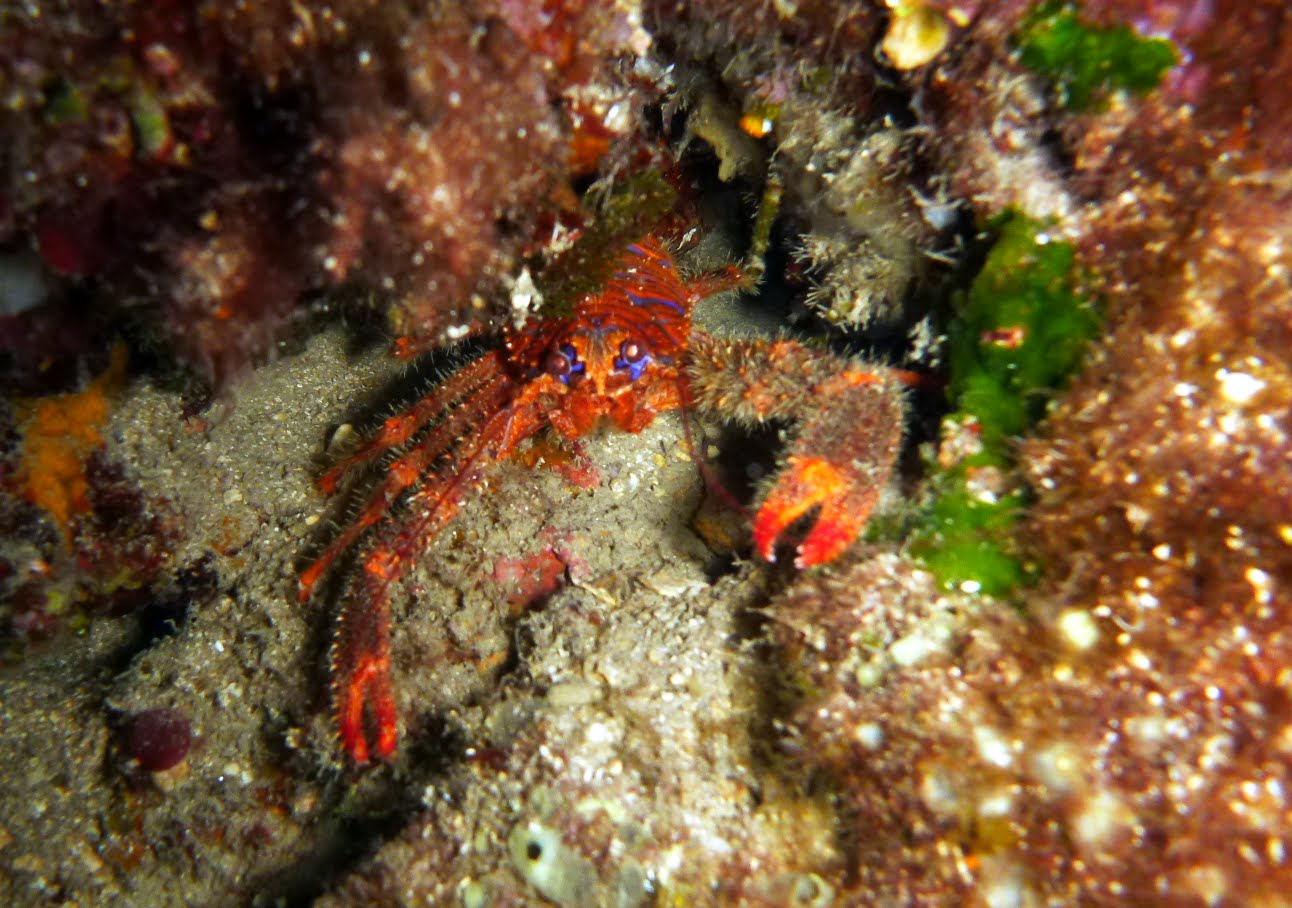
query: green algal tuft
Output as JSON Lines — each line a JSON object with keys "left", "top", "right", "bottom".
{"left": 912, "top": 470, "right": 1030, "bottom": 596}
{"left": 1013, "top": 1, "right": 1179, "bottom": 111}
{"left": 42, "top": 79, "right": 88, "bottom": 124}
{"left": 947, "top": 213, "right": 1099, "bottom": 446}
{"left": 911, "top": 212, "right": 1100, "bottom": 594}
{"left": 129, "top": 83, "right": 172, "bottom": 159}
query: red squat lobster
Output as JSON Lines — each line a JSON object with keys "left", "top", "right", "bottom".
{"left": 299, "top": 237, "right": 905, "bottom": 764}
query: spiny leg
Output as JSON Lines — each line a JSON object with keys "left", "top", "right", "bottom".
{"left": 329, "top": 438, "right": 497, "bottom": 763}
{"left": 317, "top": 351, "right": 500, "bottom": 494}
{"left": 683, "top": 265, "right": 752, "bottom": 302}
{"left": 311, "top": 373, "right": 511, "bottom": 761}
{"left": 298, "top": 370, "right": 513, "bottom": 603}
{"left": 687, "top": 334, "right": 905, "bottom": 567}
{"left": 329, "top": 398, "right": 549, "bottom": 762}
{"left": 332, "top": 547, "right": 399, "bottom": 763}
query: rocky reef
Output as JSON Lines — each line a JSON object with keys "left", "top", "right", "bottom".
{"left": 1, "top": 1, "right": 1288, "bottom": 906}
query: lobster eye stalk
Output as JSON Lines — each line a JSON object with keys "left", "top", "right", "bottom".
{"left": 546, "top": 343, "right": 585, "bottom": 385}
{"left": 615, "top": 338, "right": 652, "bottom": 380}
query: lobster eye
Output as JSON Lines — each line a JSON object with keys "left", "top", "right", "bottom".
{"left": 614, "top": 338, "right": 652, "bottom": 380}
{"left": 546, "top": 343, "right": 585, "bottom": 385}
{"left": 545, "top": 349, "right": 570, "bottom": 376}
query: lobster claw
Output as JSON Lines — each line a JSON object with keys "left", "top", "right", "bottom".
{"left": 752, "top": 455, "right": 879, "bottom": 569}
{"left": 686, "top": 334, "right": 908, "bottom": 571}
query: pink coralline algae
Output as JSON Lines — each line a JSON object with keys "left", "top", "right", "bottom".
{"left": 775, "top": 549, "right": 1292, "bottom": 905}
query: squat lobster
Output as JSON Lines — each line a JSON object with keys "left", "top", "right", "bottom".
{"left": 300, "top": 236, "right": 906, "bottom": 764}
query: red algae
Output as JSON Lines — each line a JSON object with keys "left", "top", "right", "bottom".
{"left": 122, "top": 708, "right": 193, "bottom": 773}
{"left": 1, "top": 1, "right": 648, "bottom": 388}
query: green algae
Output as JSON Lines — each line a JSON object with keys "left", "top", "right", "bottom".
{"left": 129, "top": 84, "right": 171, "bottom": 158}
{"left": 948, "top": 215, "right": 1100, "bottom": 445}
{"left": 1014, "top": 1, "right": 1178, "bottom": 111}
{"left": 911, "top": 212, "right": 1100, "bottom": 594}
{"left": 42, "top": 78, "right": 87, "bottom": 125}
{"left": 911, "top": 467, "right": 1031, "bottom": 596}
{"left": 749, "top": 170, "right": 783, "bottom": 273}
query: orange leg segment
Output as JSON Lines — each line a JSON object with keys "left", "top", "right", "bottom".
{"left": 298, "top": 367, "right": 513, "bottom": 604}
{"left": 331, "top": 547, "right": 402, "bottom": 764}
{"left": 327, "top": 477, "right": 472, "bottom": 764}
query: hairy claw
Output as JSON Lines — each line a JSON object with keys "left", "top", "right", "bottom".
{"left": 753, "top": 456, "right": 865, "bottom": 567}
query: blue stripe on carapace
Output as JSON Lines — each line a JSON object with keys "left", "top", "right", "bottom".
{"left": 625, "top": 291, "right": 684, "bottom": 313}
{"left": 626, "top": 243, "right": 672, "bottom": 268}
